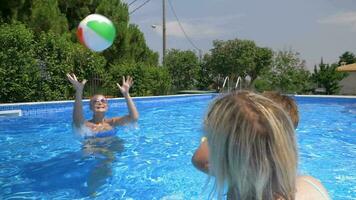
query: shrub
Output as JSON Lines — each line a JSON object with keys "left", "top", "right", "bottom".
{"left": 108, "top": 62, "right": 171, "bottom": 96}
{"left": 0, "top": 22, "right": 108, "bottom": 102}
{"left": 165, "top": 49, "right": 199, "bottom": 91}
{"left": 0, "top": 23, "right": 39, "bottom": 103}
{"left": 34, "top": 32, "right": 107, "bottom": 100}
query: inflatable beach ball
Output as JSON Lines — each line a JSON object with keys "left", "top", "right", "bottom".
{"left": 77, "top": 14, "right": 116, "bottom": 52}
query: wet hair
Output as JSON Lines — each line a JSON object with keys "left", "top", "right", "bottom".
{"left": 205, "top": 91, "right": 297, "bottom": 200}
{"left": 262, "top": 91, "right": 299, "bottom": 128}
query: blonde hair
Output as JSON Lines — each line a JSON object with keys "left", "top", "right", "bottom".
{"left": 205, "top": 91, "right": 298, "bottom": 200}
{"left": 262, "top": 91, "right": 299, "bottom": 128}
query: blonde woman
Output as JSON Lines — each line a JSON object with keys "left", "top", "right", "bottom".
{"left": 192, "top": 91, "right": 299, "bottom": 173}
{"left": 66, "top": 73, "right": 139, "bottom": 137}
{"left": 204, "top": 91, "right": 329, "bottom": 200}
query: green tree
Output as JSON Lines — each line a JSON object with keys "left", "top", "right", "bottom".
{"left": 165, "top": 49, "right": 200, "bottom": 91}
{"left": 30, "top": 0, "right": 68, "bottom": 35}
{"left": 0, "top": 0, "right": 167, "bottom": 101}
{"left": 255, "top": 50, "right": 313, "bottom": 94}
{"left": 74, "top": 0, "right": 159, "bottom": 66}
{"left": 338, "top": 51, "right": 356, "bottom": 65}
{"left": 0, "top": 0, "right": 32, "bottom": 22}
{"left": 1, "top": 0, "right": 158, "bottom": 67}
{"left": 312, "top": 60, "right": 348, "bottom": 95}
{"left": 58, "top": 0, "right": 100, "bottom": 31}
{"left": 207, "top": 39, "right": 272, "bottom": 87}
{"left": 246, "top": 45, "right": 273, "bottom": 86}
{"left": 95, "top": 0, "right": 130, "bottom": 65}
{"left": 125, "top": 24, "right": 159, "bottom": 66}
{"left": 196, "top": 54, "right": 215, "bottom": 90}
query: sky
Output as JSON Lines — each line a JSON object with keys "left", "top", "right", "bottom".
{"left": 124, "top": 0, "right": 356, "bottom": 69}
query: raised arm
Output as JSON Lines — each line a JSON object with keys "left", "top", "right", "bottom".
{"left": 109, "top": 76, "right": 139, "bottom": 126}
{"left": 66, "top": 73, "right": 87, "bottom": 128}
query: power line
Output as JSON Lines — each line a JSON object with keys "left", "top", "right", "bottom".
{"left": 128, "top": 0, "right": 139, "bottom": 6}
{"left": 167, "top": 0, "right": 201, "bottom": 52}
{"left": 129, "top": 0, "right": 152, "bottom": 15}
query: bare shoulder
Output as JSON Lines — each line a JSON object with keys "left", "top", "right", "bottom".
{"left": 191, "top": 140, "right": 210, "bottom": 174}
{"left": 295, "top": 175, "right": 330, "bottom": 200}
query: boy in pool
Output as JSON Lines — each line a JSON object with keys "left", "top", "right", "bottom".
{"left": 192, "top": 91, "right": 299, "bottom": 174}
{"left": 66, "top": 73, "right": 139, "bottom": 137}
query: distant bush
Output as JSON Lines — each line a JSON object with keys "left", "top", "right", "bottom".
{"left": 108, "top": 62, "right": 172, "bottom": 96}
{"left": 253, "top": 78, "right": 274, "bottom": 92}
{"left": 165, "top": 49, "right": 200, "bottom": 91}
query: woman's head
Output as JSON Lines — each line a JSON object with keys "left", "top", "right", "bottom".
{"left": 205, "top": 91, "right": 297, "bottom": 200}
{"left": 90, "top": 94, "right": 108, "bottom": 113}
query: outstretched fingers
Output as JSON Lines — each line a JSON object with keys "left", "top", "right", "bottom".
{"left": 117, "top": 75, "right": 133, "bottom": 88}
{"left": 122, "top": 76, "right": 126, "bottom": 85}
{"left": 128, "top": 76, "right": 133, "bottom": 86}
{"left": 66, "top": 73, "right": 87, "bottom": 89}
{"left": 116, "top": 83, "right": 122, "bottom": 90}
{"left": 66, "top": 73, "right": 75, "bottom": 83}
{"left": 72, "top": 73, "right": 78, "bottom": 81}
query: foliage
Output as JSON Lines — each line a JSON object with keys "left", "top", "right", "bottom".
{"left": 207, "top": 39, "right": 273, "bottom": 86}
{"left": 338, "top": 51, "right": 356, "bottom": 65}
{"left": 108, "top": 62, "right": 171, "bottom": 96}
{"left": 34, "top": 32, "right": 107, "bottom": 100}
{"left": 30, "top": 0, "right": 68, "bottom": 35}
{"left": 165, "top": 49, "right": 200, "bottom": 91}
{"left": 0, "top": 23, "right": 39, "bottom": 103}
{"left": 95, "top": 0, "right": 129, "bottom": 65}
{"left": 312, "top": 61, "right": 348, "bottom": 95}
{"left": 0, "top": 0, "right": 32, "bottom": 22}
{"left": 0, "top": 0, "right": 161, "bottom": 102}
{"left": 0, "top": 22, "right": 109, "bottom": 102}
{"left": 0, "top": 0, "right": 158, "bottom": 66}
{"left": 196, "top": 54, "right": 215, "bottom": 90}
{"left": 2, "top": 1, "right": 352, "bottom": 102}
{"left": 58, "top": 0, "right": 100, "bottom": 31}
{"left": 95, "top": 0, "right": 158, "bottom": 66}
{"left": 123, "top": 24, "right": 159, "bottom": 66}
{"left": 255, "top": 50, "right": 313, "bottom": 94}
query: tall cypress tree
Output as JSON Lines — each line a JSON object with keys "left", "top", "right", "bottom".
{"left": 30, "top": 0, "right": 68, "bottom": 35}
{"left": 338, "top": 51, "right": 356, "bottom": 65}
{"left": 95, "top": 0, "right": 158, "bottom": 66}
{"left": 0, "top": 0, "right": 32, "bottom": 22}
{"left": 312, "top": 60, "right": 347, "bottom": 94}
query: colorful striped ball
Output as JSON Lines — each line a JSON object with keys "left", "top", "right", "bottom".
{"left": 77, "top": 14, "right": 116, "bottom": 52}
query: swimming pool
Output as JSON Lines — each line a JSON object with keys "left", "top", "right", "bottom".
{"left": 0, "top": 94, "right": 355, "bottom": 199}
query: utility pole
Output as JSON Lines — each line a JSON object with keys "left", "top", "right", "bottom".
{"left": 198, "top": 49, "right": 202, "bottom": 63}
{"left": 162, "top": 0, "right": 166, "bottom": 65}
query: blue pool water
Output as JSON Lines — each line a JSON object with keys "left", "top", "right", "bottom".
{"left": 0, "top": 94, "right": 355, "bottom": 199}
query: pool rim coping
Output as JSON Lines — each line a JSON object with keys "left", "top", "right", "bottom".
{"left": 0, "top": 93, "right": 216, "bottom": 107}
{"left": 1, "top": 93, "right": 356, "bottom": 107}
